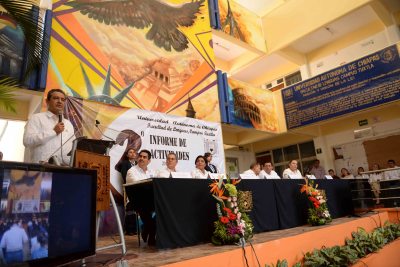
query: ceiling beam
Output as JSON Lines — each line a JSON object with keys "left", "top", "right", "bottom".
{"left": 369, "top": 0, "right": 395, "bottom": 27}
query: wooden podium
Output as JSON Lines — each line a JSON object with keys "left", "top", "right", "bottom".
{"left": 75, "top": 150, "right": 110, "bottom": 211}
{"left": 70, "top": 138, "right": 126, "bottom": 255}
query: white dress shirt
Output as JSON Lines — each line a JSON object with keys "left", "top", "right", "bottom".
{"left": 156, "top": 167, "right": 176, "bottom": 178}
{"left": 23, "top": 111, "right": 75, "bottom": 164}
{"left": 126, "top": 165, "right": 154, "bottom": 183}
{"left": 369, "top": 173, "right": 383, "bottom": 183}
{"left": 341, "top": 174, "right": 355, "bottom": 179}
{"left": 0, "top": 224, "right": 28, "bottom": 252}
{"left": 191, "top": 168, "right": 210, "bottom": 179}
{"left": 259, "top": 170, "right": 280, "bottom": 179}
{"left": 282, "top": 168, "right": 303, "bottom": 179}
{"left": 384, "top": 167, "right": 400, "bottom": 180}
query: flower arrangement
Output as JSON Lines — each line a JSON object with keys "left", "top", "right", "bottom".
{"left": 300, "top": 178, "right": 332, "bottom": 226}
{"left": 209, "top": 177, "right": 253, "bottom": 245}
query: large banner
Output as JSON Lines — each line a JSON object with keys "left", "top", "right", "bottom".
{"left": 65, "top": 97, "right": 225, "bottom": 195}
{"left": 282, "top": 44, "right": 400, "bottom": 129}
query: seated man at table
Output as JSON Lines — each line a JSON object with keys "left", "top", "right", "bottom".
{"left": 126, "top": 149, "right": 154, "bottom": 183}
{"left": 156, "top": 152, "right": 178, "bottom": 178}
{"left": 310, "top": 159, "right": 326, "bottom": 179}
{"left": 259, "top": 162, "right": 280, "bottom": 179}
{"left": 241, "top": 162, "right": 261, "bottom": 178}
{"left": 126, "top": 149, "right": 156, "bottom": 246}
{"left": 282, "top": 160, "right": 303, "bottom": 179}
{"left": 384, "top": 159, "right": 400, "bottom": 180}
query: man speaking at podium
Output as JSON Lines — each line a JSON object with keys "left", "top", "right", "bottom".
{"left": 23, "top": 89, "right": 75, "bottom": 165}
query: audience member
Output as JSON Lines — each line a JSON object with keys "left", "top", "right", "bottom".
{"left": 340, "top": 168, "right": 354, "bottom": 179}
{"left": 369, "top": 163, "right": 382, "bottom": 204}
{"left": 191, "top": 155, "right": 210, "bottom": 179}
{"left": 384, "top": 159, "right": 400, "bottom": 180}
{"left": 126, "top": 150, "right": 154, "bottom": 183}
{"left": 259, "top": 162, "right": 280, "bottom": 179}
{"left": 310, "top": 159, "right": 326, "bottom": 179}
{"left": 204, "top": 152, "right": 218, "bottom": 173}
{"left": 0, "top": 218, "right": 28, "bottom": 264}
{"left": 157, "top": 152, "right": 178, "bottom": 178}
{"left": 23, "top": 89, "right": 75, "bottom": 164}
{"left": 115, "top": 148, "right": 137, "bottom": 183}
{"left": 328, "top": 169, "right": 340, "bottom": 179}
{"left": 355, "top": 166, "right": 369, "bottom": 179}
{"left": 282, "top": 160, "right": 303, "bottom": 179}
{"left": 31, "top": 234, "right": 48, "bottom": 259}
{"left": 242, "top": 162, "right": 261, "bottom": 177}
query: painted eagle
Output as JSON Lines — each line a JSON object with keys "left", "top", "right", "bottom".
{"left": 65, "top": 0, "right": 205, "bottom": 52}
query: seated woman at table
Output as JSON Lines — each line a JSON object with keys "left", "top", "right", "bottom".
{"left": 369, "top": 163, "right": 382, "bottom": 204}
{"left": 282, "top": 160, "right": 303, "bottom": 179}
{"left": 355, "top": 166, "right": 369, "bottom": 179}
{"left": 340, "top": 168, "right": 354, "bottom": 179}
{"left": 191, "top": 155, "right": 210, "bottom": 179}
{"left": 115, "top": 148, "right": 137, "bottom": 183}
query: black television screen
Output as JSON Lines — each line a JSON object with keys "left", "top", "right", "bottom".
{"left": 0, "top": 162, "right": 97, "bottom": 266}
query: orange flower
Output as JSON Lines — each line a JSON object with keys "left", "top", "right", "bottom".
{"left": 220, "top": 216, "right": 229, "bottom": 224}
{"left": 231, "top": 179, "right": 241, "bottom": 185}
{"left": 312, "top": 191, "right": 318, "bottom": 196}
{"left": 209, "top": 181, "right": 220, "bottom": 194}
{"left": 300, "top": 185, "right": 308, "bottom": 193}
{"left": 215, "top": 188, "right": 228, "bottom": 200}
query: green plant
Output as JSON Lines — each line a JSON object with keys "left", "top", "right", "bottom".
{"left": 268, "top": 221, "right": 400, "bottom": 267}
{"left": 265, "top": 259, "right": 288, "bottom": 267}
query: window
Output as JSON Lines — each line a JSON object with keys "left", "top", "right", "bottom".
{"left": 285, "top": 71, "right": 302, "bottom": 87}
{"left": 271, "top": 141, "right": 316, "bottom": 176}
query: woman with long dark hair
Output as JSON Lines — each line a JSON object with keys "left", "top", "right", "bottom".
{"left": 115, "top": 148, "right": 137, "bottom": 183}
{"left": 204, "top": 152, "right": 218, "bottom": 173}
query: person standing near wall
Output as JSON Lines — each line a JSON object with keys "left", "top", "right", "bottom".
{"left": 23, "top": 89, "right": 75, "bottom": 165}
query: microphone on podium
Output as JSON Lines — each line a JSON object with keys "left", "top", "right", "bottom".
{"left": 95, "top": 120, "right": 115, "bottom": 142}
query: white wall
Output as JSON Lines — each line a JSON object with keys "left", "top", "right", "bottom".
{"left": 316, "top": 118, "right": 400, "bottom": 175}
{"left": 0, "top": 119, "right": 26, "bottom": 162}
{"left": 308, "top": 29, "right": 400, "bottom": 76}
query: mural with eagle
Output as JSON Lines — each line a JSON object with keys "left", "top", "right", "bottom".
{"left": 65, "top": 0, "right": 205, "bottom": 52}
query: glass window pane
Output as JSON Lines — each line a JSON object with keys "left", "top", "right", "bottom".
{"left": 283, "top": 145, "right": 298, "bottom": 161}
{"left": 299, "top": 141, "right": 316, "bottom": 158}
{"left": 273, "top": 149, "right": 284, "bottom": 163}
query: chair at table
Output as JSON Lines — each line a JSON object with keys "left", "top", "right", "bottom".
{"left": 123, "top": 187, "right": 142, "bottom": 246}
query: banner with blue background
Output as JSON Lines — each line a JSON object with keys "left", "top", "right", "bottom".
{"left": 282, "top": 44, "right": 400, "bottom": 129}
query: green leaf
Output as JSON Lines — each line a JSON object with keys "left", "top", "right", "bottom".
{"left": 0, "top": 0, "right": 49, "bottom": 80}
{"left": 0, "top": 77, "right": 18, "bottom": 113}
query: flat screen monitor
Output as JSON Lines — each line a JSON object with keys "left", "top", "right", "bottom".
{"left": 0, "top": 161, "right": 97, "bottom": 266}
